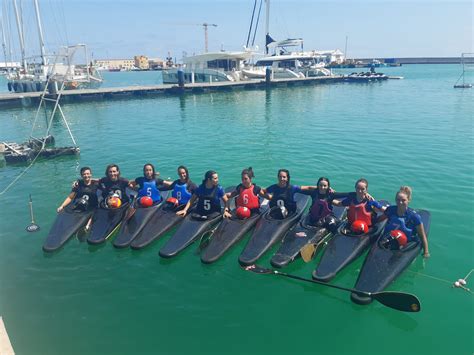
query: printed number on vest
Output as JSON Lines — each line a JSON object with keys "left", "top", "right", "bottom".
{"left": 243, "top": 194, "right": 249, "bottom": 204}
{"left": 146, "top": 187, "right": 152, "bottom": 197}
{"left": 176, "top": 191, "right": 182, "bottom": 200}
{"left": 277, "top": 200, "right": 285, "bottom": 207}
{"left": 204, "top": 200, "right": 211, "bottom": 211}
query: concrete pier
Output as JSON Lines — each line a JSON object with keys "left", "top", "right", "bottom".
{"left": 0, "top": 75, "right": 345, "bottom": 108}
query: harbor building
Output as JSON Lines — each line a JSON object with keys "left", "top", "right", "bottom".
{"left": 134, "top": 55, "right": 149, "bottom": 70}
{"left": 94, "top": 59, "right": 135, "bottom": 71}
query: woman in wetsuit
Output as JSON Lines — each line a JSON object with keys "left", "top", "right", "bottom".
{"left": 379, "top": 186, "right": 430, "bottom": 257}
{"left": 262, "top": 169, "right": 302, "bottom": 218}
{"left": 128, "top": 163, "right": 164, "bottom": 205}
{"left": 177, "top": 170, "right": 230, "bottom": 218}
{"left": 332, "top": 178, "right": 385, "bottom": 232}
{"left": 159, "top": 165, "right": 198, "bottom": 208}
{"left": 225, "top": 167, "right": 266, "bottom": 218}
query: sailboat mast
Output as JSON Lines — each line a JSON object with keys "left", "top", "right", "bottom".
{"left": 265, "top": 0, "right": 270, "bottom": 54}
{"left": 33, "top": 0, "right": 46, "bottom": 65}
{"left": 12, "top": 0, "right": 27, "bottom": 70}
{"left": 1, "top": 15, "right": 8, "bottom": 69}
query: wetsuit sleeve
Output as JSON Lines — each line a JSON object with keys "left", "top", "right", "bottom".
{"left": 367, "top": 200, "right": 383, "bottom": 211}
{"left": 155, "top": 178, "right": 165, "bottom": 186}
{"left": 409, "top": 210, "right": 422, "bottom": 227}
{"left": 341, "top": 197, "right": 351, "bottom": 207}
{"left": 217, "top": 186, "right": 225, "bottom": 199}
{"left": 292, "top": 185, "right": 302, "bottom": 193}
{"left": 253, "top": 185, "right": 262, "bottom": 195}
{"left": 331, "top": 192, "right": 350, "bottom": 199}
{"left": 135, "top": 177, "right": 142, "bottom": 187}
{"left": 159, "top": 180, "right": 175, "bottom": 191}
{"left": 266, "top": 185, "right": 275, "bottom": 194}
{"left": 188, "top": 182, "right": 198, "bottom": 194}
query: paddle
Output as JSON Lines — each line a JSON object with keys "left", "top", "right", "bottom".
{"left": 195, "top": 224, "right": 219, "bottom": 253}
{"left": 300, "top": 232, "right": 333, "bottom": 262}
{"left": 26, "top": 194, "right": 40, "bottom": 232}
{"left": 242, "top": 264, "right": 421, "bottom": 313}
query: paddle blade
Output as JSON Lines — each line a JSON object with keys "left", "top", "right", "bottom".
{"left": 372, "top": 291, "right": 421, "bottom": 312}
{"left": 300, "top": 243, "right": 316, "bottom": 262}
{"left": 26, "top": 223, "right": 40, "bottom": 232}
{"left": 241, "top": 264, "right": 273, "bottom": 274}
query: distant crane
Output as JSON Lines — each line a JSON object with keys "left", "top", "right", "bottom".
{"left": 200, "top": 23, "right": 217, "bottom": 53}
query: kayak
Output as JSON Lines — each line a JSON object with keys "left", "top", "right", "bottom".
{"left": 312, "top": 202, "right": 389, "bottom": 282}
{"left": 351, "top": 210, "right": 431, "bottom": 305}
{"left": 113, "top": 192, "right": 168, "bottom": 249}
{"left": 270, "top": 205, "right": 346, "bottom": 268}
{"left": 87, "top": 202, "right": 130, "bottom": 245}
{"left": 238, "top": 193, "right": 310, "bottom": 266}
{"left": 130, "top": 203, "right": 190, "bottom": 250}
{"left": 43, "top": 204, "right": 95, "bottom": 252}
{"left": 158, "top": 186, "right": 234, "bottom": 258}
{"left": 200, "top": 199, "right": 270, "bottom": 264}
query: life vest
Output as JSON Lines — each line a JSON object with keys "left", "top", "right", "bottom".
{"left": 74, "top": 181, "right": 98, "bottom": 208}
{"left": 347, "top": 201, "right": 372, "bottom": 227}
{"left": 196, "top": 186, "right": 220, "bottom": 215}
{"left": 309, "top": 198, "right": 332, "bottom": 222}
{"left": 385, "top": 213, "right": 415, "bottom": 240}
{"left": 138, "top": 179, "right": 161, "bottom": 203}
{"left": 172, "top": 182, "right": 193, "bottom": 205}
{"left": 235, "top": 185, "right": 260, "bottom": 210}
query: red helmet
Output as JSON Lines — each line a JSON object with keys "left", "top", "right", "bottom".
{"left": 236, "top": 206, "right": 251, "bottom": 219}
{"left": 351, "top": 220, "right": 368, "bottom": 234}
{"left": 166, "top": 197, "right": 179, "bottom": 207}
{"left": 389, "top": 229, "right": 407, "bottom": 247}
{"left": 140, "top": 196, "right": 153, "bottom": 207}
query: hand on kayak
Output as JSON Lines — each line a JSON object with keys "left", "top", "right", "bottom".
{"left": 223, "top": 210, "right": 232, "bottom": 218}
{"left": 423, "top": 251, "right": 430, "bottom": 258}
{"left": 57, "top": 205, "right": 64, "bottom": 213}
{"left": 176, "top": 209, "right": 187, "bottom": 217}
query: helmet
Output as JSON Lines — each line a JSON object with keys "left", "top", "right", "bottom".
{"left": 140, "top": 196, "right": 153, "bottom": 207}
{"left": 166, "top": 197, "right": 179, "bottom": 207}
{"left": 351, "top": 220, "right": 368, "bottom": 234}
{"left": 236, "top": 206, "right": 251, "bottom": 219}
{"left": 389, "top": 229, "right": 407, "bottom": 247}
{"left": 108, "top": 196, "right": 122, "bottom": 209}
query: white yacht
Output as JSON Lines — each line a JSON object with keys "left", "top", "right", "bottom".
{"left": 162, "top": 51, "right": 253, "bottom": 84}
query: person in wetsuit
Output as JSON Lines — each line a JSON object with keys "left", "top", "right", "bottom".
{"left": 98, "top": 164, "right": 130, "bottom": 208}
{"left": 226, "top": 167, "right": 266, "bottom": 218}
{"left": 379, "top": 186, "right": 430, "bottom": 257}
{"left": 159, "top": 165, "right": 198, "bottom": 208}
{"left": 299, "top": 177, "right": 351, "bottom": 232}
{"left": 262, "top": 169, "right": 302, "bottom": 219}
{"left": 57, "top": 166, "right": 98, "bottom": 230}
{"left": 129, "top": 163, "right": 164, "bottom": 205}
{"left": 177, "top": 170, "right": 230, "bottom": 219}
{"left": 332, "top": 178, "right": 385, "bottom": 230}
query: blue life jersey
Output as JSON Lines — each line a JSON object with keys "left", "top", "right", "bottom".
{"left": 384, "top": 206, "right": 422, "bottom": 241}
{"left": 135, "top": 177, "right": 163, "bottom": 203}
{"left": 172, "top": 181, "right": 193, "bottom": 205}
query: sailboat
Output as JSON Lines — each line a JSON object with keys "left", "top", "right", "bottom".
{"left": 2, "top": 0, "right": 102, "bottom": 93}
{"left": 453, "top": 53, "right": 473, "bottom": 89}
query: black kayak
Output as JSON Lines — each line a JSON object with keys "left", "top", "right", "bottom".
{"left": 130, "top": 203, "right": 189, "bottom": 250}
{"left": 158, "top": 186, "right": 234, "bottom": 258}
{"left": 43, "top": 205, "right": 95, "bottom": 252}
{"left": 238, "top": 193, "right": 310, "bottom": 266}
{"left": 87, "top": 202, "right": 130, "bottom": 245}
{"left": 113, "top": 192, "right": 168, "bottom": 249}
{"left": 351, "top": 210, "right": 431, "bottom": 305}
{"left": 270, "top": 206, "right": 346, "bottom": 268}
{"left": 312, "top": 204, "right": 388, "bottom": 282}
{"left": 200, "top": 200, "right": 270, "bottom": 264}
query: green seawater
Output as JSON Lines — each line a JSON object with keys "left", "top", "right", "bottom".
{"left": 0, "top": 65, "right": 472, "bottom": 355}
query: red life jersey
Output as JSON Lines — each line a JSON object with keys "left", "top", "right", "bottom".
{"left": 235, "top": 185, "right": 260, "bottom": 210}
{"left": 347, "top": 201, "right": 373, "bottom": 227}
{"left": 309, "top": 198, "right": 332, "bottom": 221}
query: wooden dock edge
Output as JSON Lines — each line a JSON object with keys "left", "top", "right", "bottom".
{"left": 0, "top": 317, "right": 15, "bottom": 355}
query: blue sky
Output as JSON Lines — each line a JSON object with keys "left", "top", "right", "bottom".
{"left": 2, "top": 0, "right": 472, "bottom": 62}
